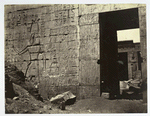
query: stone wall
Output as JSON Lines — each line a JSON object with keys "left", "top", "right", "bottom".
{"left": 5, "top": 4, "right": 80, "bottom": 99}
{"left": 5, "top": 4, "right": 146, "bottom": 100}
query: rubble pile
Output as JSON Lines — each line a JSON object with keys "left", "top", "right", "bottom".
{"left": 5, "top": 61, "right": 43, "bottom": 100}
{"left": 5, "top": 61, "right": 44, "bottom": 113}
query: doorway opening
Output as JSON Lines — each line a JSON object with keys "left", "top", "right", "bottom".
{"left": 99, "top": 8, "right": 140, "bottom": 99}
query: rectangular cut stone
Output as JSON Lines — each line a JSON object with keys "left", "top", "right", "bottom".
{"left": 62, "top": 4, "right": 70, "bottom": 10}
{"left": 79, "top": 86, "right": 100, "bottom": 99}
{"left": 79, "top": 60, "right": 100, "bottom": 85}
{"left": 28, "top": 46, "right": 41, "bottom": 53}
{"left": 80, "top": 38, "right": 100, "bottom": 60}
{"left": 79, "top": 4, "right": 142, "bottom": 15}
{"left": 68, "top": 49, "right": 78, "bottom": 58}
{"left": 68, "top": 41, "right": 78, "bottom": 50}
{"left": 68, "top": 58, "right": 78, "bottom": 67}
{"left": 50, "top": 25, "right": 77, "bottom": 35}
{"left": 67, "top": 76, "right": 78, "bottom": 85}
{"left": 69, "top": 9, "right": 78, "bottom": 18}
{"left": 79, "top": 13, "right": 98, "bottom": 25}
{"left": 80, "top": 24, "right": 99, "bottom": 40}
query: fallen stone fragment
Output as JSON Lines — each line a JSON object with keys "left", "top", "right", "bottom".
{"left": 50, "top": 91, "right": 76, "bottom": 105}
{"left": 13, "top": 97, "right": 19, "bottom": 100}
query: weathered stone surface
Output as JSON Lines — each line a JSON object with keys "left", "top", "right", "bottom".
{"left": 55, "top": 34, "right": 77, "bottom": 42}
{"left": 79, "top": 13, "right": 98, "bottom": 25}
{"left": 80, "top": 24, "right": 99, "bottom": 40}
{"left": 50, "top": 91, "right": 76, "bottom": 104}
{"left": 69, "top": 9, "right": 78, "bottom": 17}
{"left": 50, "top": 25, "right": 77, "bottom": 35}
{"left": 79, "top": 4, "right": 145, "bottom": 15}
{"left": 80, "top": 38, "right": 99, "bottom": 60}
{"left": 79, "top": 60, "right": 100, "bottom": 85}
{"left": 79, "top": 86, "right": 100, "bottom": 99}
{"left": 5, "top": 4, "right": 147, "bottom": 101}
{"left": 68, "top": 49, "right": 78, "bottom": 58}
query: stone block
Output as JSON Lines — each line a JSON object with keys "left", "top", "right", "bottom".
{"left": 55, "top": 19, "right": 63, "bottom": 27}
{"left": 59, "top": 42, "right": 68, "bottom": 52}
{"left": 67, "top": 76, "right": 79, "bottom": 85}
{"left": 49, "top": 36, "right": 57, "bottom": 43}
{"left": 50, "top": 12, "right": 55, "bottom": 21}
{"left": 138, "top": 6, "right": 146, "bottom": 16}
{"left": 50, "top": 25, "right": 77, "bottom": 35}
{"left": 79, "top": 4, "right": 141, "bottom": 15}
{"left": 68, "top": 49, "right": 78, "bottom": 58}
{"left": 62, "top": 4, "right": 70, "bottom": 10}
{"left": 139, "top": 28, "right": 146, "bottom": 37}
{"left": 28, "top": 46, "right": 41, "bottom": 53}
{"left": 69, "top": 9, "right": 78, "bottom": 18}
{"left": 79, "top": 86, "right": 93, "bottom": 99}
{"left": 43, "top": 29, "right": 50, "bottom": 37}
{"left": 55, "top": 35, "right": 65, "bottom": 43}
{"left": 68, "top": 58, "right": 79, "bottom": 67}
{"left": 50, "top": 28, "right": 60, "bottom": 35}
{"left": 44, "top": 21, "right": 54, "bottom": 29}
{"left": 58, "top": 76, "right": 68, "bottom": 86}
{"left": 65, "top": 34, "right": 77, "bottom": 42}
{"left": 66, "top": 66, "right": 78, "bottom": 75}
{"left": 45, "top": 5, "right": 54, "bottom": 13}
{"left": 68, "top": 25, "right": 77, "bottom": 34}
{"left": 79, "top": 60, "right": 100, "bottom": 85}
{"left": 44, "top": 13, "right": 51, "bottom": 22}
{"left": 68, "top": 17, "right": 78, "bottom": 25}
{"left": 39, "top": 79, "right": 48, "bottom": 99}
{"left": 79, "top": 13, "right": 98, "bottom": 25}
{"left": 80, "top": 38, "right": 100, "bottom": 60}
{"left": 46, "top": 86, "right": 59, "bottom": 99}
{"left": 70, "top": 4, "right": 79, "bottom": 9}
{"left": 39, "top": 37, "right": 50, "bottom": 44}
{"left": 30, "top": 53, "right": 38, "bottom": 60}
{"left": 59, "top": 51, "right": 68, "bottom": 60}
{"left": 79, "top": 85, "right": 100, "bottom": 99}
{"left": 21, "top": 51, "right": 30, "bottom": 61}
{"left": 68, "top": 41, "right": 79, "bottom": 50}
{"left": 80, "top": 24, "right": 99, "bottom": 40}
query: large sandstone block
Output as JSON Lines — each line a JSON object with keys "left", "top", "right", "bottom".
{"left": 80, "top": 38, "right": 100, "bottom": 60}
{"left": 45, "top": 5, "right": 54, "bottom": 13}
{"left": 80, "top": 24, "right": 99, "bottom": 40}
{"left": 79, "top": 13, "right": 98, "bottom": 25}
{"left": 50, "top": 25, "right": 77, "bottom": 35}
{"left": 79, "top": 4, "right": 145, "bottom": 15}
{"left": 79, "top": 85, "right": 100, "bottom": 99}
{"left": 69, "top": 9, "right": 78, "bottom": 17}
{"left": 68, "top": 41, "right": 79, "bottom": 50}
{"left": 79, "top": 60, "right": 100, "bottom": 85}
{"left": 55, "top": 34, "right": 77, "bottom": 43}
{"left": 68, "top": 49, "right": 78, "bottom": 58}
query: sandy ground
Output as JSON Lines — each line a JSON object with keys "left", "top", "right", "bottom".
{"left": 42, "top": 97, "right": 147, "bottom": 114}
{"left": 5, "top": 84, "right": 147, "bottom": 114}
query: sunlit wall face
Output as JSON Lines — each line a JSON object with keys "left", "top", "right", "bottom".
{"left": 117, "top": 28, "right": 140, "bottom": 43}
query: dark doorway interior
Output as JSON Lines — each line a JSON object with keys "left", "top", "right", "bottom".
{"left": 118, "top": 52, "right": 128, "bottom": 81}
{"left": 99, "top": 8, "right": 139, "bottom": 99}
